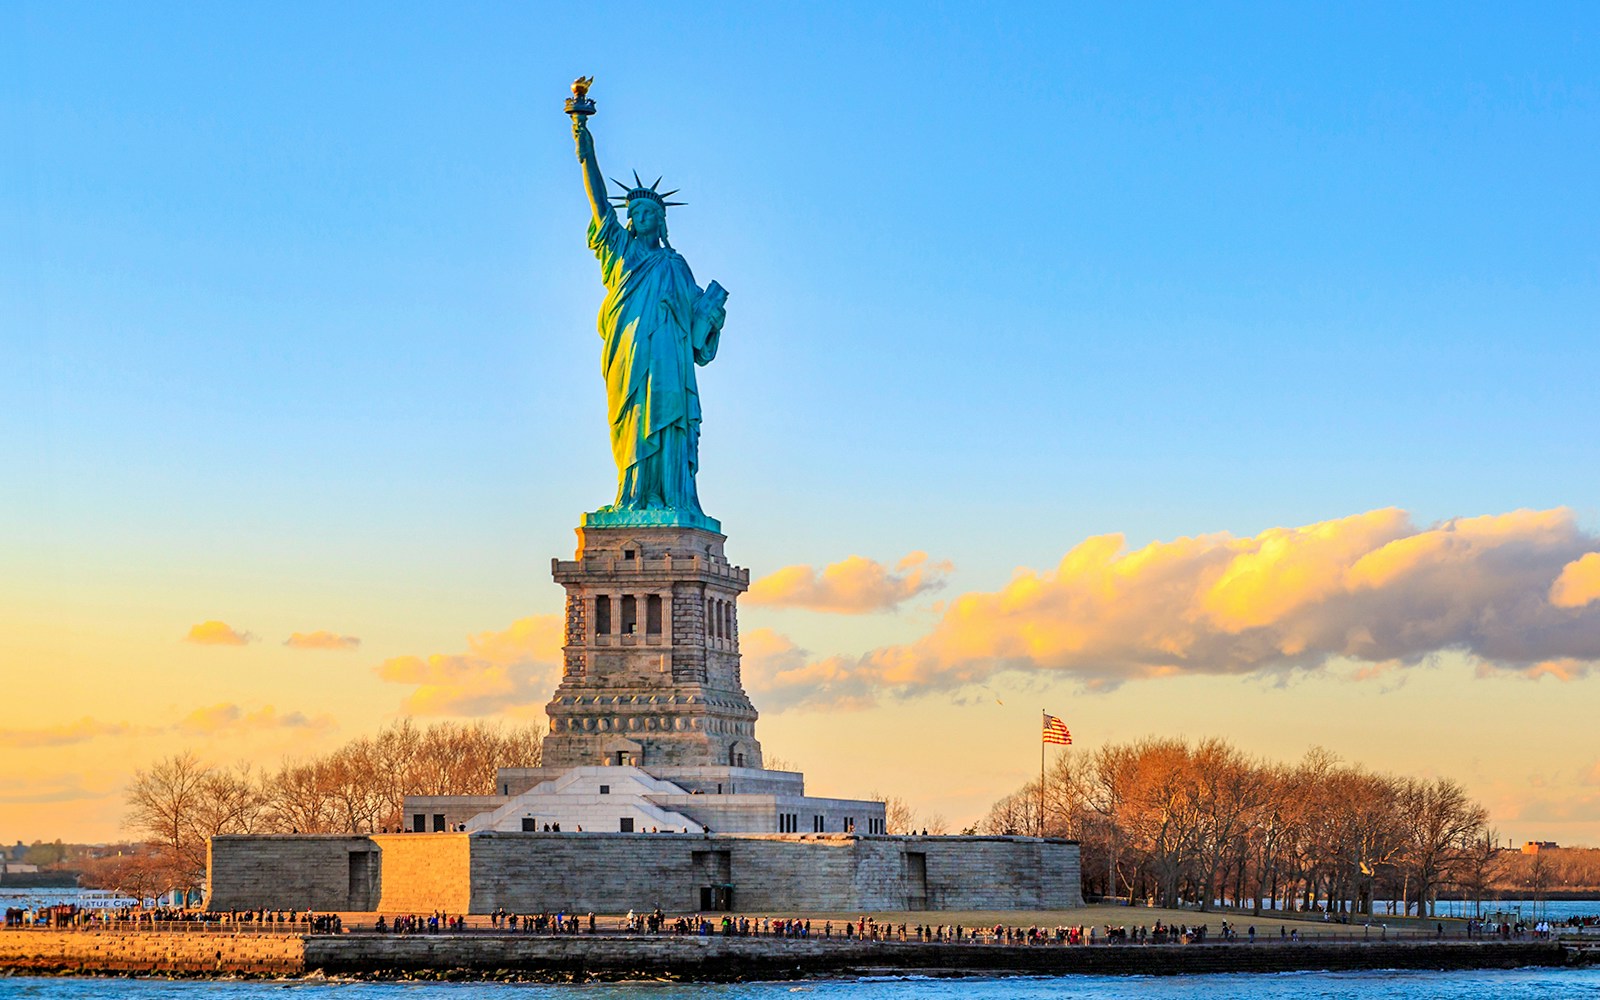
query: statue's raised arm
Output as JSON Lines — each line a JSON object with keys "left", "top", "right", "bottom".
{"left": 574, "top": 119, "right": 609, "bottom": 226}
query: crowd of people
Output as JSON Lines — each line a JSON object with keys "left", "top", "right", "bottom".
{"left": 0, "top": 905, "right": 341, "bottom": 933}
{"left": 8, "top": 902, "right": 1594, "bottom": 944}
{"left": 375, "top": 912, "right": 477, "bottom": 933}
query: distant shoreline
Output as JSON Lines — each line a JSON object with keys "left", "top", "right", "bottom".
{"left": 1438, "top": 891, "right": 1600, "bottom": 902}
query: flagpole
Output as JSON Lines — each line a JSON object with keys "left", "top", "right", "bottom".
{"left": 1038, "top": 710, "right": 1045, "bottom": 838}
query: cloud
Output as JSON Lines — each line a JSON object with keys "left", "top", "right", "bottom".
{"left": 0, "top": 718, "right": 144, "bottom": 748}
{"left": 375, "top": 615, "right": 563, "bottom": 715}
{"left": 183, "top": 620, "right": 253, "bottom": 646}
{"left": 1551, "top": 552, "right": 1600, "bottom": 609}
{"left": 176, "top": 703, "right": 335, "bottom": 735}
{"left": 284, "top": 630, "right": 361, "bottom": 651}
{"left": 0, "top": 705, "right": 332, "bottom": 749}
{"left": 760, "top": 507, "right": 1600, "bottom": 709}
{"left": 740, "top": 628, "right": 882, "bottom": 712}
{"left": 0, "top": 775, "right": 116, "bottom": 805}
{"left": 1511, "top": 792, "right": 1600, "bottom": 824}
{"left": 746, "top": 552, "right": 952, "bottom": 613}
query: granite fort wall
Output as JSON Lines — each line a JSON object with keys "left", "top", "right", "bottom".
{"left": 463, "top": 833, "right": 1081, "bottom": 913}
{"left": 721, "top": 836, "right": 1082, "bottom": 911}
{"left": 206, "top": 832, "right": 1082, "bottom": 914}
{"left": 371, "top": 834, "right": 472, "bottom": 914}
{"left": 208, "top": 835, "right": 374, "bottom": 912}
{"left": 468, "top": 833, "right": 699, "bottom": 912}
{"left": 917, "top": 837, "right": 1080, "bottom": 911}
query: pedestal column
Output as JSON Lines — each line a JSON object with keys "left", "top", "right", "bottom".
{"left": 542, "top": 524, "right": 762, "bottom": 769}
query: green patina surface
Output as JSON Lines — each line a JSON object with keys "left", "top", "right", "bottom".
{"left": 582, "top": 506, "right": 721, "bottom": 533}
{"left": 571, "top": 89, "right": 728, "bottom": 525}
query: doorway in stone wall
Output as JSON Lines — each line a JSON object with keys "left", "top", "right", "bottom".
{"left": 693, "top": 850, "right": 732, "bottom": 910}
{"left": 904, "top": 851, "right": 928, "bottom": 910}
{"left": 347, "top": 850, "right": 376, "bottom": 911}
{"left": 699, "top": 884, "right": 733, "bottom": 911}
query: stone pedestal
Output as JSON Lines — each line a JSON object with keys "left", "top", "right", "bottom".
{"left": 541, "top": 523, "right": 763, "bottom": 769}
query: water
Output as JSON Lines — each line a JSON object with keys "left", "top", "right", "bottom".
{"left": 2, "top": 971, "right": 1599, "bottom": 999}
{"left": 1416, "top": 899, "right": 1600, "bottom": 923}
{"left": 0, "top": 890, "right": 141, "bottom": 911}
{"left": 1206, "top": 897, "right": 1600, "bottom": 922}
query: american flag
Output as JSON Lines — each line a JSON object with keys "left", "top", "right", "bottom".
{"left": 1042, "top": 713, "right": 1073, "bottom": 745}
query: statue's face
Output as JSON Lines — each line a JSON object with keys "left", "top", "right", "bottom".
{"left": 628, "top": 200, "right": 663, "bottom": 240}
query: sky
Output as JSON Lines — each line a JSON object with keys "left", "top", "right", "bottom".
{"left": 3, "top": 2, "right": 1599, "bottom": 847}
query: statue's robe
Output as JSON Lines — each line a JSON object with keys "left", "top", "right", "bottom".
{"left": 589, "top": 205, "right": 721, "bottom": 512}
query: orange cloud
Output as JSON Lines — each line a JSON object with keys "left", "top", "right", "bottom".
{"left": 747, "top": 552, "right": 952, "bottom": 613}
{"left": 183, "top": 620, "right": 253, "bottom": 646}
{"left": 0, "top": 775, "right": 116, "bottom": 805}
{"left": 176, "top": 703, "right": 334, "bottom": 735}
{"left": 0, "top": 704, "right": 330, "bottom": 748}
{"left": 284, "top": 630, "right": 361, "bottom": 651}
{"left": 0, "top": 718, "right": 144, "bottom": 748}
{"left": 761, "top": 507, "right": 1600, "bottom": 709}
{"left": 1551, "top": 552, "right": 1600, "bottom": 609}
{"left": 740, "top": 627, "right": 881, "bottom": 712}
{"left": 375, "top": 615, "right": 563, "bottom": 715}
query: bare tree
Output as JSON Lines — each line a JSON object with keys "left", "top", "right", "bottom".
{"left": 124, "top": 752, "right": 214, "bottom": 892}
{"left": 875, "top": 793, "right": 918, "bottom": 835}
{"left": 1398, "top": 776, "right": 1488, "bottom": 917}
{"left": 1459, "top": 828, "right": 1506, "bottom": 917}
{"left": 980, "top": 786, "right": 1039, "bottom": 837}
{"left": 123, "top": 719, "right": 547, "bottom": 851}
{"left": 264, "top": 759, "right": 344, "bottom": 833}
{"left": 78, "top": 848, "right": 170, "bottom": 904}
{"left": 872, "top": 791, "right": 948, "bottom": 835}
{"left": 1190, "top": 738, "right": 1260, "bottom": 912}
{"left": 979, "top": 735, "right": 1494, "bottom": 913}
{"left": 193, "top": 763, "right": 268, "bottom": 839}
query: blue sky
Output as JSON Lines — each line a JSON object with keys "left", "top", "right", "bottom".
{"left": 4, "top": 2, "right": 1599, "bottom": 842}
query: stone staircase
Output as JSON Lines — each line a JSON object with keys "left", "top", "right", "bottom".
{"left": 464, "top": 766, "right": 703, "bottom": 834}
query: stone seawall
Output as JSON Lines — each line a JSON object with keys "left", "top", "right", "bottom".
{"left": 301, "top": 936, "right": 1570, "bottom": 978}
{"left": 0, "top": 931, "right": 1573, "bottom": 979}
{"left": 0, "top": 931, "right": 304, "bottom": 976}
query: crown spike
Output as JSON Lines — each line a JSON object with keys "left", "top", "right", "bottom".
{"left": 609, "top": 173, "right": 683, "bottom": 210}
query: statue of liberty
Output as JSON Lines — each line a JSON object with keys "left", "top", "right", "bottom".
{"left": 569, "top": 81, "right": 728, "bottom": 529}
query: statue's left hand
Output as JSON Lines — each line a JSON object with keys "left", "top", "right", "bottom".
{"left": 694, "top": 294, "right": 725, "bottom": 331}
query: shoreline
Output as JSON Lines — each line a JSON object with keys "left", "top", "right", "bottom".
{"left": 0, "top": 930, "right": 1585, "bottom": 982}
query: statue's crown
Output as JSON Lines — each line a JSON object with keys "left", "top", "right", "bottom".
{"left": 609, "top": 171, "right": 685, "bottom": 209}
